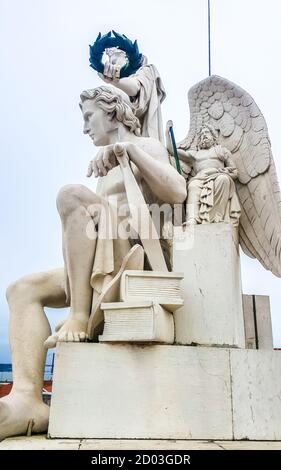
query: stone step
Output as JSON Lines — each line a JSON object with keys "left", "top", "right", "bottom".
{"left": 2, "top": 435, "right": 281, "bottom": 450}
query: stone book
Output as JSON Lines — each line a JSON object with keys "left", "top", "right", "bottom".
{"left": 120, "top": 270, "right": 184, "bottom": 312}
{"left": 99, "top": 301, "right": 175, "bottom": 343}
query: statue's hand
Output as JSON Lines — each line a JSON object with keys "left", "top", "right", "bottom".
{"left": 218, "top": 166, "right": 238, "bottom": 179}
{"left": 87, "top": 145, "right": 116, "bottom": 178}
{"left": 98, "top": 62, "right": 121, "bottom": 83}
{"left": 87, "top": 142, "right": 133, "bottom": 177}
{"left": 113, "top": 142, "right": 132, "bottom": 158}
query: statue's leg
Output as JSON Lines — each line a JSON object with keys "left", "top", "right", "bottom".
{"left": 210, "top": 174, "right": 231, "bottom": 222}
{"left": 55, "top": 184, "right": 102, "bottom": 342}
{"left": 0, "top": 268, "right": 67, "bottom": 441}
{"left": 186, "top": 179, "right": 202, "bottom": 224}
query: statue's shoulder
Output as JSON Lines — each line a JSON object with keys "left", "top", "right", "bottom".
{"left": 213, "top": 144, "right": 231, "bottom": 160}
{"left": 136, "top": 136, "right": 168, "bottom": 159}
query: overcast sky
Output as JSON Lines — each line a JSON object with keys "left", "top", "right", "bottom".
{"left": 1, "top": 0, "right": 281, "bottom": 362}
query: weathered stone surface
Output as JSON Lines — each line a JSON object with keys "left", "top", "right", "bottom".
{"left": 242, "top": 294, "right": 273, "bottom": 350}
{"left": 120, "top": 270, "right": 184, "bottom": 312}
{"left": 255, "top": 296, "right": 273, "bottom": 349}
{"left": 242, "top": 294, "right": 257, "bottom": 349}
{"left": 0, "top": 435, "right": 80, "bottom": 450}
{"left": 231, "top": 349, "right": 281, "bottom": 440}
{"left": 48, "top": 343, "right": 232, "bottom": 440}
{"left": 99, "top": 301, "right": 174, "bottom": 343}
{"left": 2, "top": 436, "right": 281, "bottom": 450}
{"left": 173, "top": 224, "right": 245, "bottom": 348}
{"left": 215, "top": 441, "right": 281, "bottom": 450}
{"left": 80, "top": 439, "right": 222, "bottom": 450}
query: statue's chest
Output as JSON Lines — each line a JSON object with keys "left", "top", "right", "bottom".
{"left": 196, "top": 148, "right": 217, "bottom": 161}
{"left": 97, "top": 165, "right": 149, "bottom": 206}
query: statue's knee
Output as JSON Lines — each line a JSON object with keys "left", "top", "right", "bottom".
{"left": 6, "top": 282, "right": 16, "bottom": 302}
{"left": 6, "top": 274, "right": 47, "bottom": 307}
{"left": 188, "top": 180, "right": 197, "bottom": 190}
{"left": 187, "top": 181, "right": 201, "bottom": 201}
{"left": 6, "top": 279, "right": 32, "bottom": 305}
{"left": 217, "top": 174, "right": 230, "bottom": 185}
{"left": 56, "top": 184, "right": 86, "bottom": 217}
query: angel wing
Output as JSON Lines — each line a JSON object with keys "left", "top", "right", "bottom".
{"left": 178, "top": 75, "right": 281, "bottom": 277}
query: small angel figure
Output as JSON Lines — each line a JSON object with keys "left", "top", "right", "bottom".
{"left": 180, "top": 124, "right": 241, "bottom": 226}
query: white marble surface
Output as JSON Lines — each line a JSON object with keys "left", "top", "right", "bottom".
{"left": 1, "top": 435, "right": 281, "bottom": 450}
{"left": 242, "top": 294, "right": 257, "bottom": 349}
{"left": 0, "top": 435, "right": 81, "bottom": 450}
{"left": 49, "top": 343, "right": 232, "bottom": 440}
{"left": 120, "top": 270, "right": 184, "bottom": 312}
{"left": 242, "top": 295, "right": 273, "bottom": 350}
{"left": 48, "top": 344, "right": 281, "bottom": 441}
{"left": 173, "top": 224, "right": 245, "bottom": 348}
{"left": 255, "top": 296, "right": 273, "bottom": 349}
{"left": 231, "top": 349, "right": 281, "bottom": 440}
{"left": 99, "top": 301, "right": 174, "bottom": 343}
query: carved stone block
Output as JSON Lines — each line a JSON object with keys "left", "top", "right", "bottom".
{"left": 49, "top": 344, "right": 281, "bottom": 440}
{"left": 242, "top": 294, "right": 273, "bottom": 349}
{"left": 48, "top": 343, "right": 232, "bottom": 439}
{"left": 231, "top": 349, "right": 281, "bottom": 440}
{"left": 173, "top": 223, "right": 245, "bottom": 348}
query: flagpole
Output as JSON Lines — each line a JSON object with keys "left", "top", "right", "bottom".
{"left": 208, "top": 0, "right": 211, "bottom": 76}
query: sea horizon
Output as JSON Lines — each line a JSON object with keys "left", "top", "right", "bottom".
{"left": 0, "top": 362, "right": 53, "bottom": 382}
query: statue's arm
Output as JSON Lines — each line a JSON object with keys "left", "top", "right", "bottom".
{"left": 177, "top": 149, "right": 196, "bottom": 165}
{"left": 99, "top": 71, "right": 141, "bottom": 97}
{"left": 112, "top": 77, "right": 141, "bottom": 97}
{"left": 217, "top": 146, "right": 238, "bottom": 179}
{"left": 127, "top": 142, "right": 187, "bottom": 204}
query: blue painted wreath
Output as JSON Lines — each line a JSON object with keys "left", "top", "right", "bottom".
{"left": 89, "top": 30, "right": 143, "bottom": 78}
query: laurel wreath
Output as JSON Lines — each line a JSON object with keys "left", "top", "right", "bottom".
{"left": 89, "top": 30, "right": 143, "bottom": 78}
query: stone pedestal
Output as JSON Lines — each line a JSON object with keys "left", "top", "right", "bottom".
{"left": 230, "top": 349, "right": 281, "bottom": 440}
{"left": 49, "top": 343, "right": 232, "bottom": 440}
{"left": 173, "top": 223, "right": 245, "bottom": 348}
{"left": 48, "top": 343, "right": 281, "bottom": 440}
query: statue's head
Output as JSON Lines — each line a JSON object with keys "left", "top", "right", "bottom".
{"left": 198, "top": 124, "right": 218, "bottom": 149}
{"left": 80, "top": 86, "right": 141, "bottom": 146}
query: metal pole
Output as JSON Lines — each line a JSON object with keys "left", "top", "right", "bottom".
{"left": 168, "top": 123, "right": 182, "bottom": 175}
{"left": 208, "top": 0, "right": 211, "bottom": 76}
{"left": 51, "top": 352, "right": 55, "bottom": 375}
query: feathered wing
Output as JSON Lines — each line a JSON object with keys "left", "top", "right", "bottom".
{"left": 178, "top": 75, "right": 281, "bottom": 277}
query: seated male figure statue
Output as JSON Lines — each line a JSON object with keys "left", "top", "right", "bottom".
{"left": 0, "top": 85, "right": 186, "bottom": 440}
{"left": 182, "top": 124, "right": 241, "bottom": 226}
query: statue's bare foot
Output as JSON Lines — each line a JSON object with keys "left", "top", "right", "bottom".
{"left": 55, "top": 318, "right": 67, "bottom": 332}
{"left": 0, "top": 392, "right": 49, "bottom": 441}
{"left": 44, "top": 314, "right": 88, "bottom": 348}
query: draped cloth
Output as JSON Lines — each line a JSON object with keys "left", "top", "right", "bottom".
{"left": 64, "top": 190, "right": 132, "bottom": 304}
{"left": 130, "top": 64, "right": 166, "bottom": 143}
{"left": 187, "top": 169, "right": 241, "bottom": 227}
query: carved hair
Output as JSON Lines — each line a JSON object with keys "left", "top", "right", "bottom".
{"left": 80, "top": 86, "right": 141, "bottom": 136}
{"left": 197, "top": 124, "right": 218, "bottom": 147}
